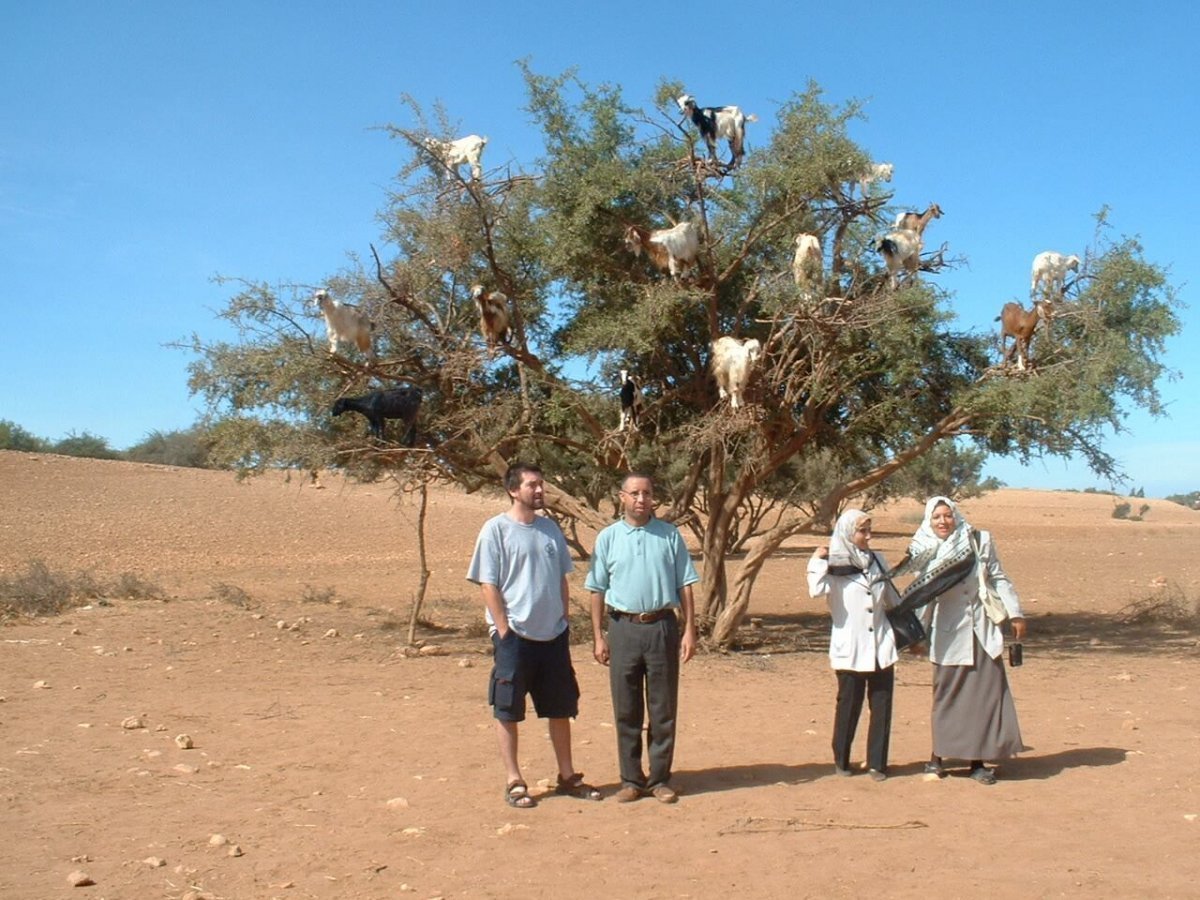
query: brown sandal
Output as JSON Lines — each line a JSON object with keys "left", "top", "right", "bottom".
{"left": 555, "top": 772, "right": 602, "bottom": 801}
{"left": 505, "top": 779, "right": 537, "bottom": 808}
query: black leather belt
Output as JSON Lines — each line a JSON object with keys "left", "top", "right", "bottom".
{"left": 608, "top": 607, "right": 674, "bottom": 624}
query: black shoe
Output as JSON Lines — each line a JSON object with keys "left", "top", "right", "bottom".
{"left": 868, "top": 769, "right": 888, "bottom": 782}
{"left": 968, "top": 766, "right": 997, "bottom": 785}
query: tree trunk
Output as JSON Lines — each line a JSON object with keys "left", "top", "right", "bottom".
{"left": 406, "top": 481, "right": 431, "bottom": 646}
{"left": 711, "top": 515, "right": 813, "bottom": 646}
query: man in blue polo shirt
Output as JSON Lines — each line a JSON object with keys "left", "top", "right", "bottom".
{"left": 587, "top": 472, "right": 699, "bottom": 803}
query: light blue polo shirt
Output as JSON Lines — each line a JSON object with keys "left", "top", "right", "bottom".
{"left": 585, "top": 517, "right": 699, "bottom": 613}
{"left": 466, "top": 513, "right": 573, "bottom": 641}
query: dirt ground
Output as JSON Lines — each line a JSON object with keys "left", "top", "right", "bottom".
{"left": 2, "top": 450, "right": 1198, "bottom": 899}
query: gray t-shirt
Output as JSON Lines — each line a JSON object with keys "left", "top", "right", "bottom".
{"left": 466, "top": 512, "right": 573, "bottom": 641}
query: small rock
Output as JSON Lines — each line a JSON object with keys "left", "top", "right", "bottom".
{"left": 155, "top": 724, "right": 168, "bottom": 732}
{"left": 457, "top": 658, "right": 474, "bottom": 668}
{"left": 67, "top": 870, "right": 94, "bottom": 887}
{"left": 143, "top": 856, "right": 166, "bottom": 867}
{"left": 496, "top": 822, "right": 530, "bottom": 835}
{"left": 227, "top": 844, "right": 243, "bottom": 857}
{"left": 33, "top": 680, "right": 50, "bottom": 689}
{"left": 1088, "top": 638, "right": 1102, "bottom": 647}
{"left": 70, "top": 855, "right": 92, "bottom": 863}
{"left": 1113, "top": 672, "right": 1135, "bottom": 682}
{"left": 71, "top": 627, "right": 81, "bottom": 635}
{"left": 1184, "top": 814, "right": 1196, "bottom": 822}
{"left": 122, "top": 715, "right": 145, "bottom": 730}
{"left": 276, "top": 620, "right": 287, "bottom": 630}
{"left": 78, "top": 723, "right": 92, "bottom": 729}
{"left": 400, "top": 827, "right": 424, "bottom": 837}
{"left": 144, "top": 750, "right": 162, "bottom": 759}
{"left": 418, "top": 645, "right": 446, "bottom": 657}
{"left": 324, "top": 628, "right": 339, "bottom": 638}
{"left": 208, "top": 833, "right": 229, "bottom": 846}
{"left": 1151, "top": 575, "right": 1168, "bottom": 587}
{"left": 174, "top": 763, "right": 199, "bottom": 774}
{"left": 1121, "top": 719, "right": 1139, "bottom": 731}
{"left": 386, "top": 796, "right": 409, "bottom": 809}
{"left": 175, "top": 734, "right": 194, "bottom": 749}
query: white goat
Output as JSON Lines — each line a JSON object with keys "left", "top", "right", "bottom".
{"left": 792, "top": 233, "right": 823, "bottom": 298}
{"left": 874, "top": 230, "right": 923, "bottom": 288}
{"left": 711, "top": 336, "right": 762, "bottom": 410}
{"left": 313, "top": 289, "right": 373, "bottom": 359}
{"left": 997, "top": 300, "right": 1052, "bottom": 371}
{"left": 618, "top": 369, "right": 645, "bottom": 432}
{"left": 423, "top": 134, "right": 488, "bottom": 181}
{"left": 1031, "top": 251, "right": 1080, "bottom": 300}
{"left": 676, "top": 95, "right": 757, "bottom": 168}
{"left": 471, "top": 284, "right": 512, "bottom": 351}
{"left": 858, "top": 162, "right": 894, "bottom": 196}
{"left": 623, "top": 221, "right": 701, "bottom": 279}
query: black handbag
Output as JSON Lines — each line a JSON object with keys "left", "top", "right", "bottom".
{"left": 887, "top": 607, "right": 927, "bottom": 651}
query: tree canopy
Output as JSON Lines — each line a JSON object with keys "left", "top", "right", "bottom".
{"left": 185, "top": 68, "right": 1181, "bottom": 646}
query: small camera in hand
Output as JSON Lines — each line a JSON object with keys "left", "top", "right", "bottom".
{"left": 1008, "top": 643, "right": 1023, "bottom": 667}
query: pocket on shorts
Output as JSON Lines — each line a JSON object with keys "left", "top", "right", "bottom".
{"left": 492, "top": 630, "right": 520, "bottom": 681}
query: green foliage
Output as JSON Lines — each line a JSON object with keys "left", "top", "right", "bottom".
{"left": 52, "top": 431, "right": 120, "bottom": 460}
{"left": 0, "top": 420, "right": 50, "bottom": 452}
{"left": 126, "top": 427, "right": 217, "bottom": 469}
{"left": 185, "top": 69, "right": 1182, "bottom": 642}
{"left": 1166, "top": 491, "right": 1200, "bottom": 509}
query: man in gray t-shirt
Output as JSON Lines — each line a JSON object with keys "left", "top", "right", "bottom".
{"left": 466, "top": 462, "right": 602, "bottom": 809}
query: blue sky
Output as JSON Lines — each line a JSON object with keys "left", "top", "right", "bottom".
{"left": 2, "top": 1, "right": 1196, "bottom": 495}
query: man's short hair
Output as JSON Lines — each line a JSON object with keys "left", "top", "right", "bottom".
{"left": 620, "top": 471, "right": 655, "bottom": 492}
{"left": 505, "top": 461, "right": 544, "bottom": 493}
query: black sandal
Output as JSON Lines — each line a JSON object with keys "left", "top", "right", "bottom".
{"left": 555, "top": 772, "right": 602, "bottom": 801}
{"left": 505, "top": 779, "right": 537, "bottom": 808}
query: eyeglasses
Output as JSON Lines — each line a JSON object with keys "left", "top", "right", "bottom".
{"left": 620, "top": 490, "right": 653, "bottom": 499}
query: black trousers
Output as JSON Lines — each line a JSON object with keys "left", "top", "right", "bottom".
{"left": 607, "top": 614, "right": 680, "bottom": 789}
{"left": 832, "top": 663, "right": 894, "bottom": 772}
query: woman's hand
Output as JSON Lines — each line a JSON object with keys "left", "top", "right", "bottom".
{"left": 815, "top": 546, "right": 829, "bottom": 560}
{"left": 1010, "top": 617, "right": 1027, "bottom": 641}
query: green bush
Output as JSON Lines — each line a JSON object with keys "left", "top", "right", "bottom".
{"left": 126, "top": 427, "right": 215, "bottom": 469}
{"left": 53, "top": 431, "right": 120, "bottom": 460}
{"left": 0, "top": 420, "right": 50, "bottom": 452}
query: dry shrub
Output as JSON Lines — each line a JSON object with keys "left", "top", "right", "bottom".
{"left": 0, "top": 560, "right": 166, "bottom": 620}
{"left": 211, "top": 582, "right": 253, "bottom": 608}
{"left": 1116, "top": 584, "right": 1200, "bottom": 625}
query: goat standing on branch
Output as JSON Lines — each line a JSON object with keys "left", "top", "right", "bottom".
{"left": 471, "top": 284, "right": 512, "bottom": 353}
{"left": 711, "top": 336, "right": 762, "bottom": 410}
{"left": 313, "top": 289, "right": 374, "bottom": 360}
{"left": 332, "top": 386, "right": 423, "bottom": 444}
{"left": 792, "top": 233, "right": 823, "bottom": 300}
{"left": 623, "top": 221, "right": 701, "bottom": 280}
{"left": 857, "top": 161, "right": 893, "bottom": 196}
{"left": 997, "top": 300, "right": 1052, "bottom": 372}
{"left": 1031, "top": 251, "right": 1080, "bottom": 300}
{"left": 618, "top": 369, "right": 645, "bottom": 432}
{"left": 676, "top": 94, "right": 757, "bottom": 169}
{"left": 894, "top": 202, "right": 943, "bottom": 235}
{"left": 423, "top": 134, "right": 488, "bottom": 181}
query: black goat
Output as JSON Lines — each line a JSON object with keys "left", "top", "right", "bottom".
{"left": 332, "top": 387, "right": 423, "bottom": 445}
{"left": 619, "top": 369, "right": 644, "bottom": 432}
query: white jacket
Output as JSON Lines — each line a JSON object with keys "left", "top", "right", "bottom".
{"left": 919, "top": 530, "right": 1022, "bottom": 665}
{"left": 807, "top": 550, "right": 898, "bottom": 672}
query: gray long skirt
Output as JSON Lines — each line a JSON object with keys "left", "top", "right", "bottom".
{"left": 931, "top": 639, "right": 1024, "bottom": 761}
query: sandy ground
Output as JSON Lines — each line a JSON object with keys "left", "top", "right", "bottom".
{"left": 2, "top": 450, "right": 1198, "bottom": 899}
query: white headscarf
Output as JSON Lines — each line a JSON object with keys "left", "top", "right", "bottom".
{"left": 829, "top": 508, "right": 872, "bottom": 571}
{"left": 906, "top": 495, "right": 974, "bottom": 575}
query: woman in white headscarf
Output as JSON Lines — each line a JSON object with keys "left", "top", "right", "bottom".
{"left": 904, "top": 496, "right": 1027, "bottom": 784}
{"left": 807, "top": 508, "right": 898, "bottom": 781}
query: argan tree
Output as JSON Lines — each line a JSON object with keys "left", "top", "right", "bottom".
{"left": 186, "top": 68, "right": 1180, "bottom": 647}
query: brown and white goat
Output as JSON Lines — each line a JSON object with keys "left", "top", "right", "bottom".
{"left": 619, "top": 369, "right": 645, "bottom": 432}
{"left": 471, "top": 284, "right": 512, "bottom": 351}
{"left": 858, "top": 162, "right": 894, "bottom": 196}
{"left": 997, "top": 300, "right": 1052, "bottom": 371}
{"left": 623, "top": 221, "right": 701, "bottom": 280}
{"left": 313, "top": 290, "right": 374, "bottom": 359}
{"left": 894, "top": 202, "right": 944, "bottom": 235}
